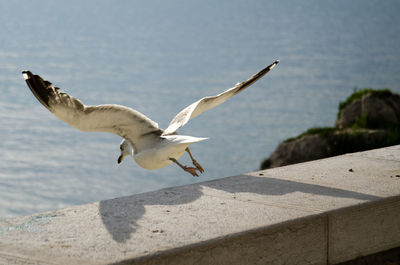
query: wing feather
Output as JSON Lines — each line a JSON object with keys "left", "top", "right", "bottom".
{"left": 163, "top": 60, "right": 279, "bottom": 135}
{"left": 22, "top": 71, "right": 161, "bottom": 150}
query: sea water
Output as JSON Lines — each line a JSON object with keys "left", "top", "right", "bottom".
{"left": 1, "top": 0, "right": 400, "bottom": 218}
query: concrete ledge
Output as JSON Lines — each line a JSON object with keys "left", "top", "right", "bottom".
{"left": 0, "top": 145, "right": 399, "bottom": 265}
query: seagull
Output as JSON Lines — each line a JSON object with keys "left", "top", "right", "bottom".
{"left": 22, "top": 60, "right": 279, "bottom": 177}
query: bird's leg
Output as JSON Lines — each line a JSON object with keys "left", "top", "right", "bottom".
{"left": 185, "top": 147, "right": 204, "bottom": 173}
{"left": 169, "top": 158, "right": 199, "bottom": 177}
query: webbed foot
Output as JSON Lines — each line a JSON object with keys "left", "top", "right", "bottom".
{"left": 183, "top": 166, "right": 199, "bottom": 177}
{"left": 192, "top": 160, "right": 204, "bottom": 173}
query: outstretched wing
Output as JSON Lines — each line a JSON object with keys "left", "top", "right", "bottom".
{"left": 163, "top": 60, "right": 279, "bottom": 135}
{"left": 22, "top": 71, "right": 162, "bottom": 151}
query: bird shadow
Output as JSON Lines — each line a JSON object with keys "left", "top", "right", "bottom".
{"left": 99, "top": 174, "right": 380, "bottom": 243}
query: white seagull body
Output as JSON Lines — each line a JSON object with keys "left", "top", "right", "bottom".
{"left": 22, "top": 60, "right": 279, "bottom": 176}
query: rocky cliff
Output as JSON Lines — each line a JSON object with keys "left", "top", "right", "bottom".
{"left": 261, "top": 89, "right": 400, "bottom": 170}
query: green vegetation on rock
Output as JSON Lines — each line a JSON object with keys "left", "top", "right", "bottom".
{"left": 284, "top": 127, "right": 337, "bottom": 143}
{"left": 337, "top": 88, "right": 393, "bottom": 119}
{"left": 262, "top": 88, "right": 400, "bottom": 170}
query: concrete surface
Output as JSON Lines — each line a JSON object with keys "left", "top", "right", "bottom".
{"left": 0, "top": 145, "right": 399, "bottom": 265}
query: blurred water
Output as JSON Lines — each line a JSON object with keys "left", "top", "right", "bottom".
{"left": 1, "top": 0, "right": 400, "bottom": 219}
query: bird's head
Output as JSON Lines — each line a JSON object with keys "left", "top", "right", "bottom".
{"left": 117, "top": 140, "right": 133, "bottom": 164}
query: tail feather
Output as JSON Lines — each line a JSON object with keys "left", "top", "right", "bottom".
{"left": 162, "top": 135, "right": 208, "bottom": 144}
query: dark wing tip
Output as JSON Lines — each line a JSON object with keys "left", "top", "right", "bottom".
{"left": 22, "top": 70, "right": 33, "bottom": 80}
{"left": 235, "top": 59, "right": 279, "bottom": 93}
{"left": 258, "top": 59, "right": 279, "bottom": 76}
{"left": 22, "top": 71, "right": 53, "bottom": 110}
{"left": 268, "top": 59, "right": 279, "bottom": 70}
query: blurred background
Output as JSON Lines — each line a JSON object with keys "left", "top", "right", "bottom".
{"left": 1, "top": 0, "right": 399, "bottom": 219}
